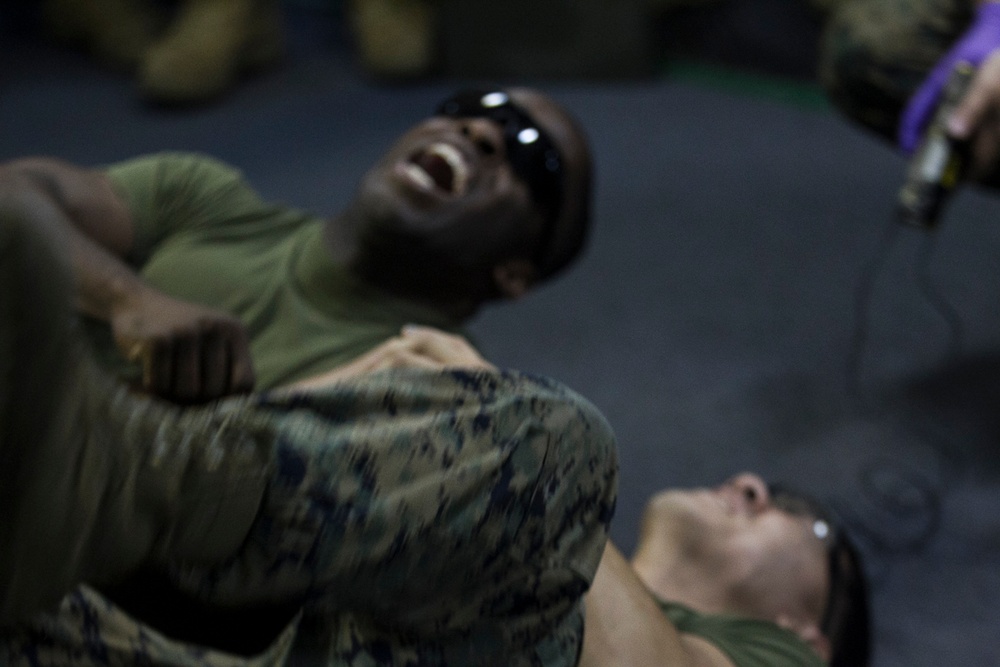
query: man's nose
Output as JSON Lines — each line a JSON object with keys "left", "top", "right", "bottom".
{"left": 460, "top": 117, "right": 505, "bottom": 158}
{"left": 728, "top": 472, "right": 771, "bottom": 512}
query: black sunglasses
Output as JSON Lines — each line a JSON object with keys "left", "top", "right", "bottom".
{"left": 435, "top": 90, "right": 565, "bottom": 261}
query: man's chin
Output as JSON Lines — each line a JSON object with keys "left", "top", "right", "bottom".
{"left": 359, "top": 165, "right": 455, "bottom": 219}
{"left": 647, "top": 488, "right": 728, "bottom": 530}
{"left": 354, "top": 188, "right": 449, "bottom": 241}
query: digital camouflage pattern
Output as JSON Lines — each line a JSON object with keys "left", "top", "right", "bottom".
{"left": 819, "top": 0, "right": 973, "bottom": 141}
{"left": 1, "top": 360, "right": 618, "bottom": 665}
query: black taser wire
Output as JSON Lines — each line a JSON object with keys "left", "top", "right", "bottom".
{"left": 836, "top": 64, "right": 976, "bottom": 557}
{"left": 847, "top": 61, "right": 974, "bottom": 412}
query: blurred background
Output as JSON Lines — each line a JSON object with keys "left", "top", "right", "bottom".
{"left": 2, "top": 0, "right": 999, "bottom": 664}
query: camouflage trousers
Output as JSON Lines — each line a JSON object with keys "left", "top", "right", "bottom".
{"left": 0, "top": 198, "right": 619, "bottom": 666}
{"left": 818, "top": 0, "right": 973, "bottom": 146}
{"left": 2, "top": 371, "right": 618, "bottom": 667}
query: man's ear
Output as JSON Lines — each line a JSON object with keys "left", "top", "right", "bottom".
{"left": 776, "top": 615, "right": 832, "bottom": 663}
{"left": 492, "top": 258, "right": 537, "bottom": 300}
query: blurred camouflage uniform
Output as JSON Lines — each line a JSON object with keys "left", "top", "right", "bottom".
{"left": 818, "top": 0, "right": 974, "bottom": 143}
{"left": 0, "top": 202, "right": 619, "bottom": 666}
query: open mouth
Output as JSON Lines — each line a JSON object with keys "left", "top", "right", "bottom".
{"left": 401, "top": 142, "right": 469, "bottom": 196}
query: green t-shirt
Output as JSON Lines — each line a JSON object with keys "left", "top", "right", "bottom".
{"left": 100, "top": 152, "right": 464, "bottom": 389}
{"left": 659, "top": 600, "right": 826, "bottom": 667}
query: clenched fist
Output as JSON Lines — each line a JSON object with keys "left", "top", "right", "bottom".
{"left": 111, "top": 286, "right": 255, "bottom": 403}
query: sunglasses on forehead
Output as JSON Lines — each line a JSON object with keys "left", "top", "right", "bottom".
{"left": 768, "top": 484, "right": 838, "bottom": 542}
{"left": 768, "top": 483, "right": 851, "bottom": 639}
{"left": 435, "top": 90, "right": 565, "bottom": 261}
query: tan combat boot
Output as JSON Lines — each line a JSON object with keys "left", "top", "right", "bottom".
{"left": 0, "top": 194, "right": 274, "bottom": 625}
{"left": 41, "top": 0, "right": 164, "bottom": 70}
{"left": 139, "top": 0, "right": 286, "bottom": 104}
{"left": 348, "top": 0, "right": 438, "bottom": 79}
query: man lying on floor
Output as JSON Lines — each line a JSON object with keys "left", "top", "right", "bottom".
{"left": 0, "top": 86, "right": 592, "bottom": 404}
{"left": 0, "top": 196, "right": 870, "bottom": 666}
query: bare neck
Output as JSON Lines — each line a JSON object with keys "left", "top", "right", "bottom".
{"left": 629, "top": 528, "right": 732, "bottom": 617}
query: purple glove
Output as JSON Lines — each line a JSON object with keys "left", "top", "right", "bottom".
{"left": 899, "top": 2, "right": 1000, "bottom": 153}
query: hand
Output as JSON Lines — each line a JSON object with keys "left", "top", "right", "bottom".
{"left": 286, "top": 325, "right": 494, "bottom": 391}
{"left": 948, "top": 49, "right": 1000, "bottom": 180}
{"left": 111, "top": 287, "right": 255, "bottom": 403}
{"left": 899, "top": 2, "right": 1000, "bottom": 180}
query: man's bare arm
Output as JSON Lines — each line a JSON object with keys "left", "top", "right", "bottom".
{"left": 1, "top": 158, "right": 139, "bottom": 319}
{"left": 580, "top": 542, "right": 734, "bottom": 667}
{"left": 0, "top": 158, "right": 254, "bottom": 402}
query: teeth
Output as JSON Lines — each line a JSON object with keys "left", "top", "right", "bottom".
{"left": 428, "top": 142, "right": 468, "bottom": 194}
{"left": 401, "top": 162, "right": 435, "bottom": 190}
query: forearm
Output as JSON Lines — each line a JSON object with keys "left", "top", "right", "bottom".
{"left": 2, "top": 157, "right": 258, "bottom": 400}
{"left": 69, "top": 224, "right": 150, "bottom": 321}
{"left": 0, "top": 159, "right": 146, "bottom": 322}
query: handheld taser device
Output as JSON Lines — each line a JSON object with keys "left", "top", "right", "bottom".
{"left": 897, "top": 61, "right": 976, "bottom": 229}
